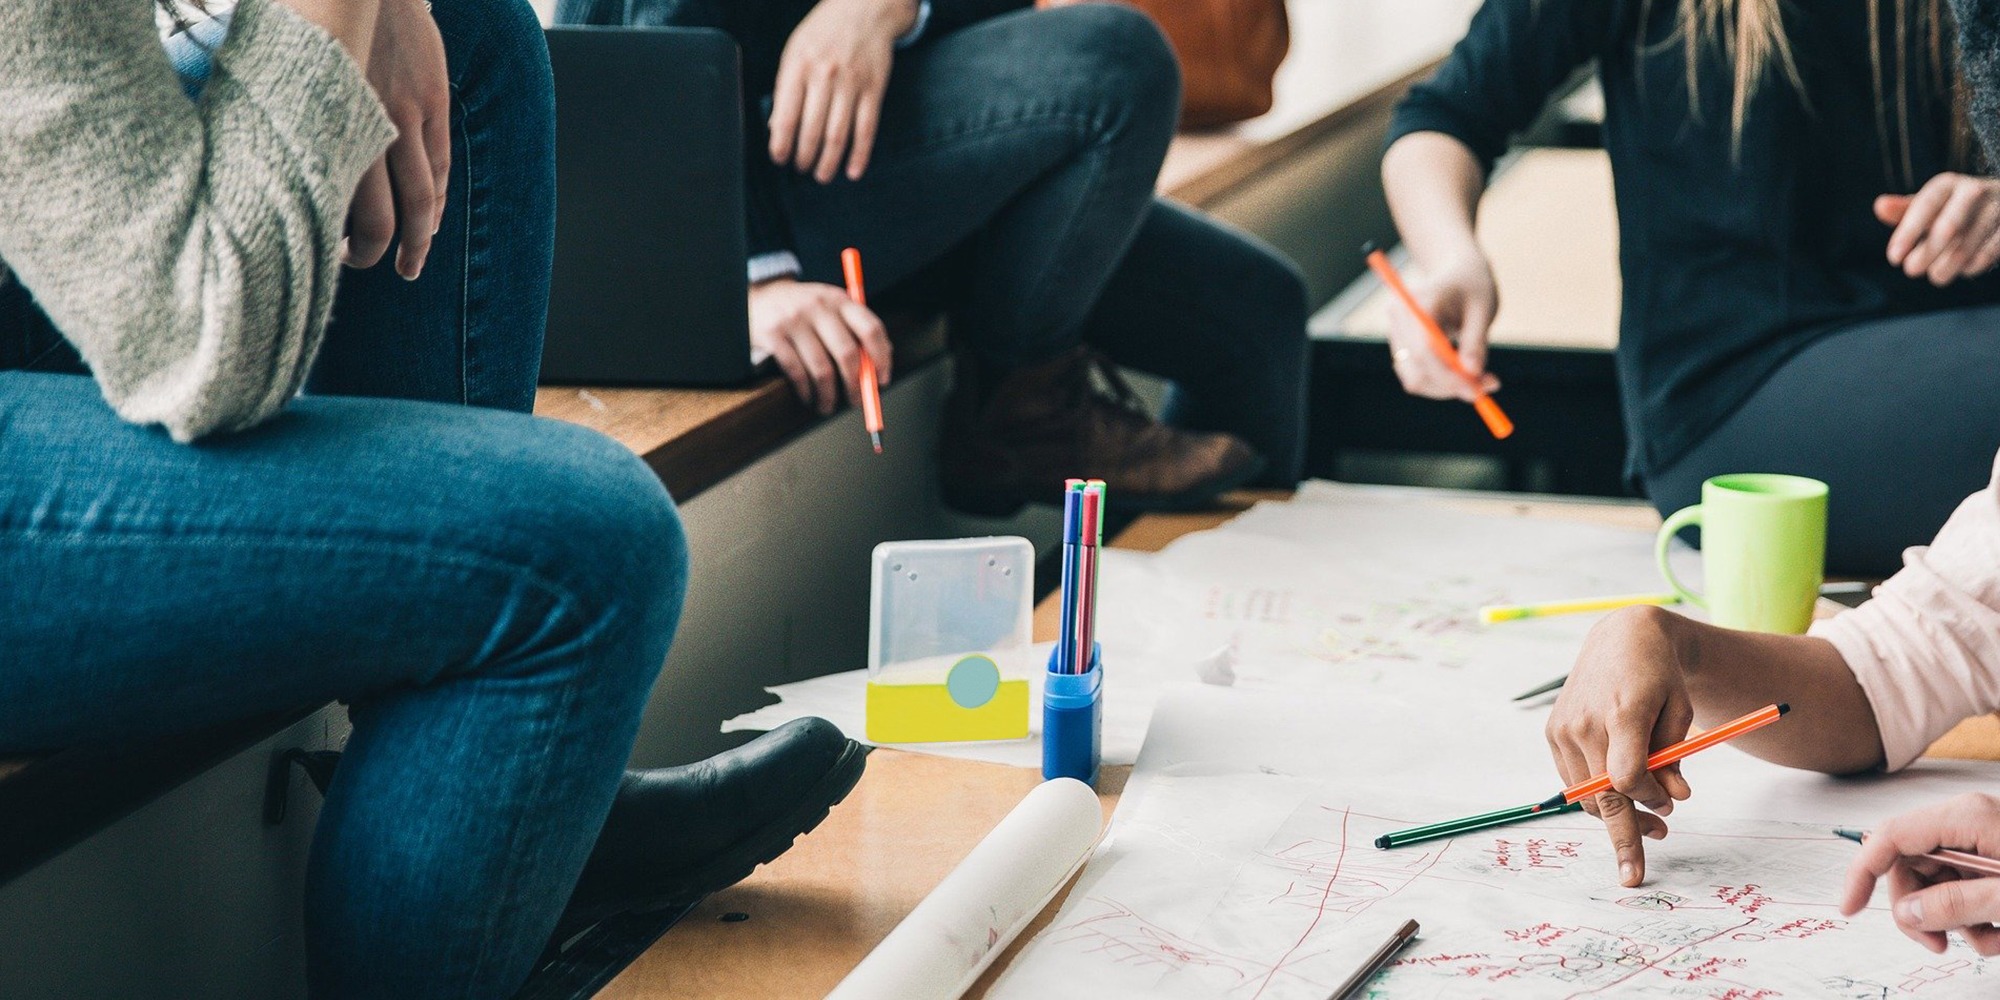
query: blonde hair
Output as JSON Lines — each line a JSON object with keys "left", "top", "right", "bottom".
{"left": 1642, "top": 0, "right": 1971, "bottom": 182}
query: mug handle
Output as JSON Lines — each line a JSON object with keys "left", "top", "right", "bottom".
{"left": 1655, "top": 504, "right": 1707, "bottom": 609}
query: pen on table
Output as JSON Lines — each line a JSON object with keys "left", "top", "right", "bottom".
{"left": 1834, "top": 828, "right": 2000, "bottom": 879}
{"left": 1362, "top": 245, "right": 1513, "bottom": 440}
{"left": 1376, "top": 800, "right": 1584, "bottom": 850}
{"left": 1512, "top": 674, "right": 1569, "bottom": 702}
{"left": 1327, "top": 919, "right": 1419, "bottom": 999}
{"left": 1482, "top": 592, "right": 1681, "bottom": 625}
{"left": 840, "top": 247, "right": 885, "bottom": 454}
{"left": 1532, "top": 702, "right": 1790, "bottom": 812}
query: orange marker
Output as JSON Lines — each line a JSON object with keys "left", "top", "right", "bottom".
{"left": 1364, "top": 247, "right": 1514, "bottom": 440}
{"left": 1533, "top": 703, "right": 1790, "bottom": 812}
{"left": 841, "top": 247, "right": 885, "bottom": 454}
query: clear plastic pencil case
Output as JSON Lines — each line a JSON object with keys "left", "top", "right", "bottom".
{"left": 866, "top": 536, "right": 1035, "bottom": 743}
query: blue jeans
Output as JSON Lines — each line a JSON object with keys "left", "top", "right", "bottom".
{"left": 779, "top": 6, "right": 1312, "bottom": 484}
{"left": 0, "top": 2, "right": 684, "bottom": 997}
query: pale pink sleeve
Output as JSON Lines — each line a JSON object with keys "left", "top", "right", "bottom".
{"left": 1811, "top": 453, "right": 2000, "bottom": 772}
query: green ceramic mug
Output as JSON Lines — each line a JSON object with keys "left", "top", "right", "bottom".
{"left": 1654, "top": 473, "right": 1828, "bottom": 634}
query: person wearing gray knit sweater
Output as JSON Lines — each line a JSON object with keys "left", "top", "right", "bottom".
{"left": 0, "top": 1, "right": 862, "bottom": 996}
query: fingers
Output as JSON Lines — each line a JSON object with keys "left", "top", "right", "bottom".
{"left": 814, "top": 89, "right": 854, "bottom": 184}
{"left": 1386, "top": 320, "right": 1461, "bottom": 401}
{"left": 1907, "top": 181, "right": 1987, "bottom": 283}
{"left": 1604, "top": 706, "right": 1673, "bottom": 817}
{"left": 1965, "top": 226, "right": 2000, "bottom": 279}
{"left": 848, "top": 92, "right": 881, "bottom": 181}
{"left": 1455, "top": 297, "right": 1493, "bottom": 378}
{"left": 1594, "top": 791, "right": 1653, "bottom": 887}
{"left": 1876, "top": 193, "right": 1912, "bottom": 226}
{"left": 345, "top": 159, "right": 397, "bottom": 269}
{"left": 386, "top": 131, "right": 438, "bottom": 280}
{"left": 808, "top": 305, "right": 865, "bottom": 407}
{"left": 1888, "top": 174, "right": 1954, "bottom": 267}
{"left": 1887, "top": 861, "right": 1952, "bottom": 953}
{"left": 791, "top": 66, "right": 834, "bottom": 175}
{"left": 764, "top": 332, "right": 814, "bottom": 407}
{"left": 841, "top": 300, "right": 893, "bottom": 385}
{"left": 1929, "top": 193, "right": 2000, "bottom": 286}
{"left": 424, "top": 110, "right": 450, "bottom": 232}
{"left": 788, "top": 326, "right": 839, "bottom": 415}
{"left": 1894, "top": 874, "right": 2000, "bottom": 938}
{"left": 769, "top": 60, "right": 805, "bottom": 165}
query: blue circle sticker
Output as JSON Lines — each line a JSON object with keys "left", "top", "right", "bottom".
{"left": 945, "top": 655, "right": 1002, "bottom": 709}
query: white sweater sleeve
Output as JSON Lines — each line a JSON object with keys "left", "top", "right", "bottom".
{"left": 0, "top": 0, "right": 395, "bottom": 441}
{"left": 1812, "top": 452, "right": 2000, "bottom": 771}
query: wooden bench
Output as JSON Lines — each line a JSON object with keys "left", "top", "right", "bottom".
{"left": 0, "top": 4, "right": 1478, "bottom": 991}
{"left": 1308, "top": 145, "right": 1629, "bottom": 496}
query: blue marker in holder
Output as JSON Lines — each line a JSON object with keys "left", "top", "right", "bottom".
{"left": 1043, "top": 642, "right": 1102, "bottom": 786}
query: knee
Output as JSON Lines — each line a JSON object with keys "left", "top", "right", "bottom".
{"left": 1039, "top": 4, "right": 1182, "bottom": 135}
{"left": 488, "top": 422, "right": 689, "bottom": 644}
{"left": 438, "top": 0, "right": 556, "bottom": 117}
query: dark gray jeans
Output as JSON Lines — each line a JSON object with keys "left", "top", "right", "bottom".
{"left": 1646, "top": 304, "right": 2000, "bottom": 577}
{"left": 780, "top": 5, "right": 1311, "bottom": 484}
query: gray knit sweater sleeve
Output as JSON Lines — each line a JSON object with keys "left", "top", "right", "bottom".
{"left": 0, "top": 0, "right": 395, "bottom": 441}
{"left": 1952, "top": 0, "right": 2000, "bottom": 166}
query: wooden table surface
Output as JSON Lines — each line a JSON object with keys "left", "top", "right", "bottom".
{"left": 597, "top": 490, "right": 2000, "bottom": 998}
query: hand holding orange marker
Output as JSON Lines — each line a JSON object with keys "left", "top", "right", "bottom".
{"left": 1363, "top": 245, "right": 1514, "bottom": 439}
{"left": 841, "top": 247, "right": 886, "bottom": 454}
{"left": 1534, "top": 703, "right": 1790, "bottom": 812}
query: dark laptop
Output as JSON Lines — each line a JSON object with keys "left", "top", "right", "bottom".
{"left": 541, "top": 26, "right": 754, "bottom": 386}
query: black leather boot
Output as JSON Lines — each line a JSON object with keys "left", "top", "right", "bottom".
{"left": 554, "top": 717, "right": 868, "bottom": 935}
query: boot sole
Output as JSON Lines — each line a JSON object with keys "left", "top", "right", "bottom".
{"left": 941, "top": 453, "right": 1270, "bottom": 519}
{"left": 557, "top": 739, "right": 872, "bottom": 933}
{"left": 1105, "top": 452, "right": 1269, "bottom": 514}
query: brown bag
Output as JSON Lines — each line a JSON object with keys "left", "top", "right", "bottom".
{"left": 1040, "top": 0, "right": 1291, "bottom": 129}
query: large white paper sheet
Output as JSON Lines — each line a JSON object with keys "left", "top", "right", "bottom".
{"left": 990, "top": 686, "right": 2000, "bottom": 999}
{"left": 724, "top": 485, "right": 1698, "bottom": 765}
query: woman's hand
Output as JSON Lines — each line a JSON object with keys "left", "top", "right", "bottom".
{"left": 749, "top": 278, "right": 893, "bottom": 415}
{"left": 1385, "top": 250, "right": 1502, "bottom": 402}
{"left": 345, "top": 0, "right": 451, "bottom": 279}
{"left": 1544, "top": 607, "right": 1697, "bottom": 888}
{"left": 1842, "top": 794, "right": 2000, "bottom": 955}
{"left": 768, "top": 0, "right": 918, "bottom": 184}
{"left": 1876, "top": 172, "right": 2000, "bottom": 287}
{"left": 274, "top": 0, "right": 381, "bottom": 67}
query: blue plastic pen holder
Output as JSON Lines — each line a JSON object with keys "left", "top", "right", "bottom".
{"left": 1043, "top": 643, "right": 1103, "bottom": 786}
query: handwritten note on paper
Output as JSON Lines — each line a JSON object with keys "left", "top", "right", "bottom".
{"left": 993, "top": 778, "right": 1994, "bottom": 999}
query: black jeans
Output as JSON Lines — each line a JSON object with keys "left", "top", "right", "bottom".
{"left": 780, "top": 4, "right": 1311, "bottom": 484}
{"left": 1646, "top": 304, "right": 2000, "bottom": 577}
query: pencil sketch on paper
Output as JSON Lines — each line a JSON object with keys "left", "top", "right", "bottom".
{"left": 990, "top": 780, "right": 1995, "bottom": 999}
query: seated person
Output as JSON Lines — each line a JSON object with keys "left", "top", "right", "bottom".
{"left": 1381, "top": 0, "right": 2000, "bottom": 576}
{"left": 2, "top": 1, "right": 859, "bottom": 995}
{"left": 558, "top": 0, "right": 1313, "bottom": 514}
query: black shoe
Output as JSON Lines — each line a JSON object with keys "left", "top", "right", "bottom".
{"left": 554, "top": 718, "right": 868, "bottom": 935}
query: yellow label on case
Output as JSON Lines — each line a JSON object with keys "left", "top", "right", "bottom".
{"left": 865, "top": 679, "right": 1030, "bottom": 743}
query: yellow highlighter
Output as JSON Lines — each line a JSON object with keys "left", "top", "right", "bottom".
{"left": 1480, "top": 592, "right": 1681, "bottom": 625}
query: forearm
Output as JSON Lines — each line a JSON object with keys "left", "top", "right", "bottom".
{"left": 1383, "top": 132, "right": 1486, "bottom": 267}
{"left": 278, "top": 0, "right": 381, "bottom": 68}
{"left": 1662, "top": 611, "right": 1885, "bottom": 774}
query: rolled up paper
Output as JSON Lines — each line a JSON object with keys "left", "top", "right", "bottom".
{"left": 827, "top": 777, "right": 1103, "bottom": 1000}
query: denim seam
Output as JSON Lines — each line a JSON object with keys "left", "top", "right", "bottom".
{"left": 884, "top": 110, "right": 1102, "bottom": 163}
{"left": 4, "top": 523, "right": 591, "bottom": 633}
{"left": 1008, "top": 138, "right": 1115, "bottom": 342}
{"left": 453, "top": 80, "right": 475, "bottom": 407}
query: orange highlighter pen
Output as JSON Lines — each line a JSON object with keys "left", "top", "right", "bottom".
{"left": 1364, "top": 247, "right": 1514, "bottom": 440}
{"left": 840, "top": 247, "right": 886, "bottom": 454}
